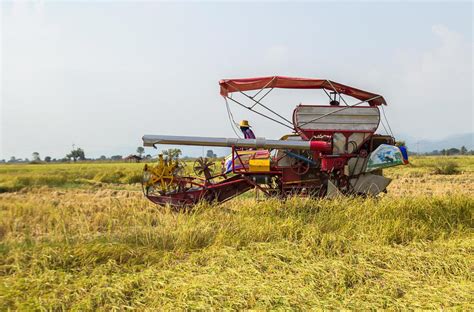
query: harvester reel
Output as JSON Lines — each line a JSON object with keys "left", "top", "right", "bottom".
{"left": 193, "top": 157, "right": 216, "bottom": 180}
{"left": 143, "top": 164, "right": 174, "bottom": 195}
{"left": 142, "top": 156, "right": 184, "bottom": 196}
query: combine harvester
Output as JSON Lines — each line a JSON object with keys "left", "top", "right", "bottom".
{"left": 142, "top": 76, "right": 408, "bottom": 208}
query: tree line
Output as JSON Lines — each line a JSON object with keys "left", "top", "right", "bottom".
{"left": 406, "top": 146, "right": 473, "bottom": 156}
{"left": 418, "top": 146, "right": 473, "bottom": 156}
{"left": 0, "top": 147, "right": 221, "bottom": 164}
{"left": 6, "top": 143, "right": 470, "bottom": 164}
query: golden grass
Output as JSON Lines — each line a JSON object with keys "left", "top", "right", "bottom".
{"left": 0, "top": 163, "right": 145, "bottom": 192}
{"left": 0, "top": 156, "right": 473, "bottom": 309}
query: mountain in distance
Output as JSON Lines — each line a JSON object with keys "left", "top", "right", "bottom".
{"left": 400, "top": 132, "right": 473, "bottom": 153}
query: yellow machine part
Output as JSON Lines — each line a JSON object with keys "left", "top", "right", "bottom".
{"left": 143, "top": 155, "right": 179, "bottom": 192}
{"left": 249, "top": 158, "right": 271, "bottom": 172}
{"left": 225, "top": 149, "right": 271, "bottom": 172}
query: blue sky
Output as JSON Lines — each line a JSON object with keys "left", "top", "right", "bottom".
{"left": 1, "top": 1, "right": 472, "bottom": 159}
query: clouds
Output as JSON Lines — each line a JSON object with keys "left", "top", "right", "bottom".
{"left": 401, "top": 24, "right": 470, "bottom": 84}
{"left": 368, "top": 24, "right": 472, "bottom": 139}
{"left": 429, "top": 24, "right": 469, "bottom": 74}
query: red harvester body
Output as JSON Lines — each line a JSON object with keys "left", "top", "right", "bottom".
{"left": 142, "top": 76, "right": 407, "bottom": 208}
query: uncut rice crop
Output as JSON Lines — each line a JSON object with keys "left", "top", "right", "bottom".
{"left": 0, "top": 156, "right": 473, "bottom": 310}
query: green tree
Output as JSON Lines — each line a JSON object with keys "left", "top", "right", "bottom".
{"left": 206, "top": 149, "right": 217, "bottom": 158}
{"left": 460, "top": 146, "right": 467, "bottom": 155}
{"left": 137, "top": 147, "right": 145, "bottom": 157}
{"left": 67, "top": 148, "right": 85, "bottom": 162}
{"left": 32, "top": 152, "right": 40, "bottom": 162}
{"left": 447, "top": 148, "right": 460, "bottom": 155}
{"left": 44, "top": 156, "right": 52, "bottom": 162}
{"left": 163, "top": 148, "right": 182, "bottom": 159}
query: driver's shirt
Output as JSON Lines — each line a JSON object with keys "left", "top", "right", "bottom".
{"left": 242, "top": 128, "right": 256, "bottom": 139}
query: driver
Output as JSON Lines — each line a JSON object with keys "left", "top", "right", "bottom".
{"left": 239, "top": 120, "right": 256, "bottom": 139}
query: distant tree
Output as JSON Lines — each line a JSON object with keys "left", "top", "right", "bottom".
{"left": 44, "top": 156, "right": 52, "bottom": 162}
{"left": 460, "top": 146, "right": 467, "bottom": 155}
{"left": 136, "top": 147, "right": 145, "bottom": 157}
{"left": 145, "top": 154, "right": 152, "bottom": 160}
{"left": 110, "top": 155, "right": 123, "bottom": 161}
{"left": 32, "top": 152, "right": 40, "bottom": 162}
{"left": 206, "top": 149, "right": 217, "bottom": 158}
{"left": 78, "top": 148, "right": 85, "bottom": 160}
{"left": 67, "top": 147, "right": 85, "bottom": 162}
{"left": 163, "top": 148, "right": 182, "bottom": 158}
{"left": 99, "top": 155, "right": 107, "bottom": 161}
{"left": 447, "top": 148, "right": 460, "bottom": 155}
{"left": 8, "top": 156, "right": 16, "bottom": 163}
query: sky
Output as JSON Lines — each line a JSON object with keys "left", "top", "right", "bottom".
{"left": 1, "top": 0, "right": 473, "bottom": 159}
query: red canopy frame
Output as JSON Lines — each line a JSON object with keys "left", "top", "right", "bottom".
{"left": 219, "top": 76, "right": 386, "bottom": 106}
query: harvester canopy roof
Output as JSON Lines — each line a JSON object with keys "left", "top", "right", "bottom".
{"left": 219, "top": 76, "right": 386, "bottom": 106}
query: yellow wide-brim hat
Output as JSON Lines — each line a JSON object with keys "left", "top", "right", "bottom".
{"left": 239, "top": 120, "right": 251, "bottom": 127}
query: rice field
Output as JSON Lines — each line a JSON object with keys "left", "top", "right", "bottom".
{"left": 0, "top": 156, "right": 473, "bottom": 310}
